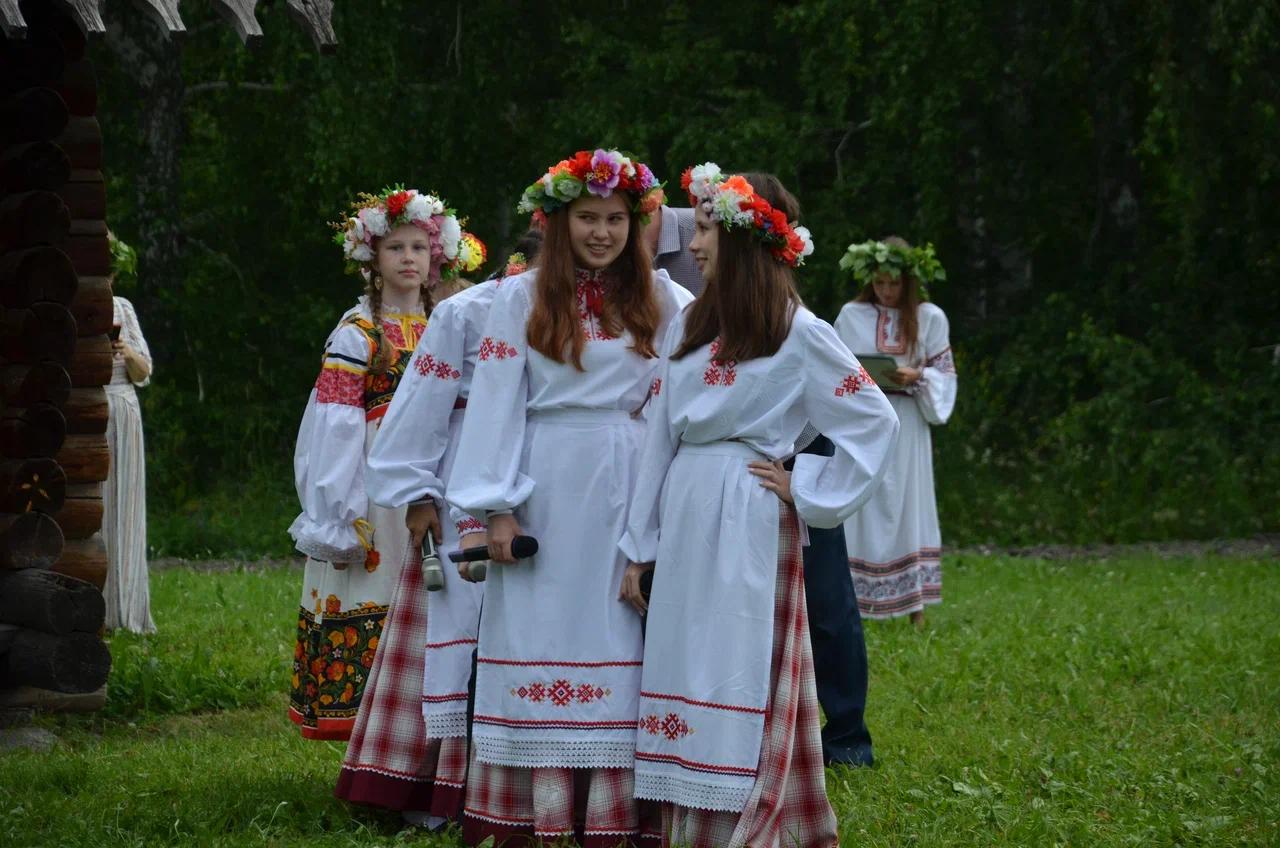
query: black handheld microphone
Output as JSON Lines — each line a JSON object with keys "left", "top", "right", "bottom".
{"left": 448, "top": 535, "right": 539, "bottom": 563}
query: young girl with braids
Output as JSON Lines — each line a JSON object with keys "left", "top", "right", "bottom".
{"left": 445, "top": 149, "right": 691, "bottom": 847}
{"left": 288, "top": 187, "right": 481, "bottom": 742}
{"left": 619, "top": 166, "right": 899, "bottom": 847}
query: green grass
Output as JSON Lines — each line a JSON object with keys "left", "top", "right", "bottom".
{"left": 1, "top": 556, "right": 1277, "bottom": 847}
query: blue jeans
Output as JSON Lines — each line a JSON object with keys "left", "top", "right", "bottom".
{"left": 798, "top": 436, "right": 874, "bottom": 766}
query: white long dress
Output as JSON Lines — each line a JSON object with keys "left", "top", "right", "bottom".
{"left": 102, "top": 296, "right": 154, "bottom": 634}
{"left": 446, "top": 269, "right": 691, "bottom": 770}
{"left": 365, "top": 281, "right": 495, "bottom": 740}
{"left": 619, "top": 309, "right": 899, "bottom": 828}
{"left": 833, "top": 301, "right": 957, "bottom": 618}
{"left": 287, "top": 307, "right": 423, "bottom": 739}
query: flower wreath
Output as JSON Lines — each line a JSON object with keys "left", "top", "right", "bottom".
{"left": 838, "top": 240, "right": 946, "bottom": 297}
{"left": 333, "top": 185, "right": 481, "bottom": 283}
{"left": 502, "top": 251, "right": 529, "bottom": 278}
{"left": 680, "top": 163, "right": 814, "bottom": 268}
{"left": 516, "top": 148, "right": 666, "bottom": 224}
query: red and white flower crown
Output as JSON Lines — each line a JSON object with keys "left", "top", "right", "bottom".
{"left": 333, "top": 186, "right": 484, "bottom": 282}
{"left": 680, "top": 163, "right": 814, "bottom": 268}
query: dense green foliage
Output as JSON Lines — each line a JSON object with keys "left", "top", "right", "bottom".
{"left": 91, "top": 2, "right": 1279, "bottom": 556}
{"left": 3, "top": 556, "right": 1277, "bottom": 845}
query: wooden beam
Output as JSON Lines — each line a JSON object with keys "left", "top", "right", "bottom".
{"left": 50, "top": 1, "right": 106, "bottom": 38}
{"left": 287, "top": 0, "right": 336, "bottom": 54}
{"left": 211, "top": 0, "right": 262, "bottom": 48}
{"left": 132, "top": 0, "right": 186, "bottom": 39}
{"left": 0, "top": 0, "right": 27, "bottom": 40}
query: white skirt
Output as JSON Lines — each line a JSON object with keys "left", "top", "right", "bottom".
{"left": 470, "top": 407, "right": 646, "bottom": 769}
{"left": 841, "top": 394, "right": 942, "bottom": 618}
{"left": 103, "top": 384, "right": 154, "bottom": 634}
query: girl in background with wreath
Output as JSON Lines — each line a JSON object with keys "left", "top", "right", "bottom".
{"left": 287, "top": 187, "right": 481, "bottom": 742}
{"left": 834, "top": 236, "right": 958, "bottom": 625}
{"left": 618, "top": 165, "right": 898, "bottom": 848}
{"left": 445, "top": 149, "right": 691, "bottom": 847}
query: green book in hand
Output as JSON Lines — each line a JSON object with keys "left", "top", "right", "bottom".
{"left": 857, "top": 353, "right": 906, "bottom": 390}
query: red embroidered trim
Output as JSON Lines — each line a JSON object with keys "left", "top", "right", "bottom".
{"left": 479, "top": 337, "right": 518, "bottom": 361}
{"left": 478, "top": 658, "right": 642, "bottom": 668}
{"left": 875, "top": 308, "right": 907, "bottom": 354}
{"left": 634, "top": 751, "right": 758, "bottom": 777}
{"left": 414, "top": 352, "right": 462, "bottom": 380}
{"left": 640, "top": 712, "right": 694, "bottom": 740}
{"left": 426, "top": 638, "right": 479, "bottom": 649}
{"left": 577, "top": 276, "right": 617, "bottom": 341}
{"left": 650, "top": 377, "right": 662, "bottom": 396}
{"left": 315, "top": 367, "right": 364, "bottom": 406}
{"left": 925, "top": 346, "right": 956, "bottom": 374}
{"left": 474, "top": 714, "right": 637, "bottom": 730}
{"left": 510, "top": 679, "right": 612, "bottom": 706}
{"left": 383, "top": 321, "right": 408, "bottom": 350}
{"left": 423, "top": 692, "right": 470, "bottom": 703}
{"left": 835, "top": 366, "right": 874, "bottom": 398}
{"left": 703, "top": 338, "right": 737, "bottom": 386}
{"left": 455, "top": 516, "right": 486, "bottom": 535}
{"left": 640, "top": 690, "right": 766, "bottom": 716}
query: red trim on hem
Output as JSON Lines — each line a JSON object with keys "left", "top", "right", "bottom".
{"left": 474, "top": 714, "right": 637, "bottom": 730}
{"left": 423, "top": 692, "right": 470, "bottom": 703}
{"left": 478, "top": 657, "right": 643, "bottom": 668}
{"left": 430, "top": 781, "right": 466, "bottom": 821}
{"left": 640, "top": 690, "right": 765, "bottom": 716}
{"left": 335, "top": 766, "right": 434, "bottom": 811}
{"left": 635, "top": 750, "right": 758, "bottom": 777}
{"left": 426, "top": 638, "right": 479, "bottom": 649}
{"left": 288, "top": 706, "right": 354, "bottom": 741}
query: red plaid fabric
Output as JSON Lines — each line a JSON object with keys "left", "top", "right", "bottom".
{"left": 430, "top": 734, "right": 471, "bottom": 819}
{"left": 657, "top": 503, "right": 838, "bottom": 847}
{"left": 335, "top": 541, "right": 442, "bottom": 811}
{"left": 464, "top": 758, "right": 654, "bottom": 847}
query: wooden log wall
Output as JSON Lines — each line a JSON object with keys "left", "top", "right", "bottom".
{"left": 0, "top": 4, "right": 110, "bottom": 701}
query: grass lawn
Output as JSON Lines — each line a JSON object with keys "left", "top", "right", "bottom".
{"left": 1, "top": 555, "right": 1277, "bottom": 847}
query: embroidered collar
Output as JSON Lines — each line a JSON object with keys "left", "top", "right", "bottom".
{"left": 575, "top": 268, "right": 612, "bottom": 318}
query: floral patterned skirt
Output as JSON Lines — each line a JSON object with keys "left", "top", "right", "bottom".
{"left": 288, "top": 499, "right": 408, "bottom": 740}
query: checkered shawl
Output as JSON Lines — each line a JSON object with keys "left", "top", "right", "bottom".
{"left": 658, "top": 504, "right": 838, "bottom": 848}
{"left": 336, "top": 541, "right": 449, "bottom": 811}
{"left": 463, "top": 758, "right": 659, "bottom": 848}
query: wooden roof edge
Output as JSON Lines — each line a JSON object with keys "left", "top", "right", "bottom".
{"left": 2, "top": 0, "right": 336, "bottom": 51}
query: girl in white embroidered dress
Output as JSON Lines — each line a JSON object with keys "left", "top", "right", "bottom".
{"left": 446, "top": 165, "right": 691, "bottom": 846}
{"left": 619, "top": 172, "right": 899, "bottom": 848}
{"left": 335, "top": 276, "right": 498, "bottom": 822}
{"left": 287, "top": 221, "right": 437, "bottom": 741}
{"left": 834, "top": 237, "right": 957, "bottom": 624}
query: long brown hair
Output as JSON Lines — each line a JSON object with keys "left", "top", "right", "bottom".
{"left": 527, "top": 202, "right": 659, "bottom": 370}
{"left": 674, "top": 172, "right": 801, "bottom": 362}
{"left": 853, "top": 235, "right": 920, "bottom": 358}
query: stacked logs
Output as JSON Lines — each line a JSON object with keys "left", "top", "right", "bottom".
{"left": 0, "top": 4, "right": 112, "bottom": 701}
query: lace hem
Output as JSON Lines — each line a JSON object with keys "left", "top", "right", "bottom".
{"left": 423, "top": 710, "right": 469, "bottom": 739}
{"left": 634, "top": 770, "right": 751, "bottom": 813}
{"left": 289, "top": 515, "right": 364, "bottom": 563}
{"left": 473, "top": 735, "right": 635, "bottom": 769}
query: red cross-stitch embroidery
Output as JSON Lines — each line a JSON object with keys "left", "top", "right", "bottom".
{"left": 456, "top": 516, "right": 485, "bottom": 536}
{"left": 414, "top": 352, "right": 462, "bottom": 380}
{"left": 315, "top": 366, "right": 364, "bottom": 406}
{"left": 835, "top": 367, "right": 874, "bottom": 398}
{"left": 511, "top": 678, "right": 610, "bottom": 707}
{"left": 577, "top": 277, "right": 617, "bottom": 341}
{"left": 640, "top": 712, "right": 694, "bottom": 740}
{"left": 703, "top": 339, "right": 737, "bottom": 386}
{"left": 479, "top": 337, "right": 518, "bottom": 361}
